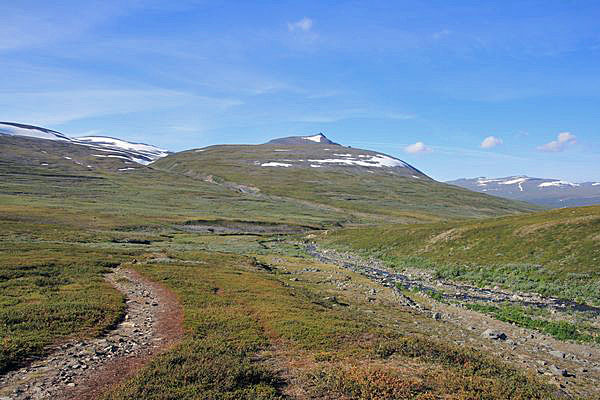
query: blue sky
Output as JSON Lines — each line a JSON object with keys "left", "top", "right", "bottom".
{"left": 2, "top": 0, "right": 599, "bottom": 181}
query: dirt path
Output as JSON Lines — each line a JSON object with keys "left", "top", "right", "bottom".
{"left": 0, "top": 267, "right": 184, "bottom": 400}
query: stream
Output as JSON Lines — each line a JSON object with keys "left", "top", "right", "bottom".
{"left": 305, "top": 243, "right": 600, "bottom": 317}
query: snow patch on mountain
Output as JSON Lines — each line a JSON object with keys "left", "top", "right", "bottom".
{"left": 539, "top": 180, "right": 580, "bottom": 188}
{"left": 308, "top": 154, "right": 408, "bottom": 168}
{"left": 476, "top": 178, "right": 502, "bottom": 186}
{"left": 0, "top": 122, "right": 69, "bottom": 141}
{"left": 498, "top": 177, "right": 529, "bottom": 191}
{"left": 477, "top": 176, "right": 530, "bottom": 187}
{"left": 303, "top": 134, "right": 326, "bottom": 143}
{"left": 501, "top": 177, "right": 528, "bottom": 185}
{"left": 261, "top": 162, "right": 292, "bottom": 167}
{"left": 75, "top": 136, "right": 169, "bottom": 159}
{"left": 268, "top": 132, "right": 339, "bottom": 145}
{"left": 0, "top": 122, "right": 169, "bottom": 165}
{"left": 92, "top": 154, "right": 132, "bottom": 161}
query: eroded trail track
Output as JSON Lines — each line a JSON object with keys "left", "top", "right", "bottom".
{"left": 0, "top": 267, "right": 183, "bottom": 400}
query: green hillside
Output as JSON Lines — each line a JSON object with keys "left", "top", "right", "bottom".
{"left": 322, "top": 205, "right": 600, "bottom": 304}
{"left": 0, "top": 143, "right": 559, "bottom": 398}
{"left": 152, "top": 142, "right": 540, "bottom": 222}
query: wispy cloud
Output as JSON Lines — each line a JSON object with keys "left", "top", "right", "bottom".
{"left": 167, "top": 125, "right": 205, "bottom": 133}
{"left": 432, "top": 29, "right": 451, "bottom": 40}
{"left": 538, "top": 132, "right": 576, "bottom": 152}
{"left": 0, "top": 2, "right": 135, "bottom": 51}
{"left": 480, "top": 136, "right": 503, "bottom": 149}
{"left": 405, "top": 141, "right": 432, "bottom": 154}
{"left": 0, "top": 89, "right": 242, "bottom": 125}
{"left": 290, "top": 108, "right": 367, "bottom": 123}
{"left": 290, "top": 108, "right": 416, "bottom": 124}
{"left": 288, "top": 17, "right": 313, "bottom": 32}
{"left": 386, "top": 112, "right": 416, "bottom": 120}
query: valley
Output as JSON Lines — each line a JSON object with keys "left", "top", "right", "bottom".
{"left": 0, "top": 127, "right": 598, "bottom": 399}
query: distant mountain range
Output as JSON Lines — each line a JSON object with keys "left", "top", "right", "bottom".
{"left": 0, "top": 122, "right": 544, "bottom": 218}
{"left": 447, "top": 176, "right": 600, "bottom": 208}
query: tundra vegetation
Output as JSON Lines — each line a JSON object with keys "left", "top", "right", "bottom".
{"left": 3, "top": 138, "right": 596, "bottom": 398}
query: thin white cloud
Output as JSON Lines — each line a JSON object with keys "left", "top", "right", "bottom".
{"left": 480, "top": 136, "right": 503, "bottom": 149}
{"left": 167, "top": 125, "right": 204, "bottom": 133}
{"left": 288, "top": 17, "right": 313, "bottom": 32}
{"left": 432, "top": 29, "right": 451, "bottom": 40}
{"left": 291, "top": 108, "right": 367, "bottom": 123}
{"left": 538, "top": 132, "right": 576, "bottom": 152}
{"left": 405, "top": 141, "right": 432, "bottom": 154}
{"left": 386, "top": 112, "right": 416, "bottom": 120}
{"left": 0, "top": 3, "right": 135, "bottom": 51}
{"left": 0, "top": 89, "right": 242, "bottom": 125}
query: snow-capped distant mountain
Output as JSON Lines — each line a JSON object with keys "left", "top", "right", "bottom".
{"left": 447, "top": 176, "right": 600, "bottom": 208}
{"left": 0, "top": 122, "right": 169, "bottom": 165}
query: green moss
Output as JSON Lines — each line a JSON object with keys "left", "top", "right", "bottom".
{"left": 465, "top": 303, "right": 599, "bottom": 342}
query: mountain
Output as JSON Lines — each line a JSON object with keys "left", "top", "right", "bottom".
{"left": 74, "top": 136, "right": 169, "bottom": 164}
{"left": 0, "top": 124, "right": 540, "bottom": 220}
{"left": 0, "top": 122, "right": 169, "bottom": 166}
{"left": 152, "top": 134, "right": 539, "bottom": 221}
{"left": 267, "top": 133, "right": 340, "bottom": 145}
{"left": 447, "top": 176, "right": 600, "bottom": 208}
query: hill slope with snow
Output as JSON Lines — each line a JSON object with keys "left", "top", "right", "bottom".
{"left": 447, "top": 176, "right": 600, "bottom": 208}
{"left": 267, "top": 133, "right": 340, "bottom": 145}
{"left": 152, "top": 134, "right": 539, "bottom": 220}
{"left": 0, "top": 122, "right": 169, "bottom": 165}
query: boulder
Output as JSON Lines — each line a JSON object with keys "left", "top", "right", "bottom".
{"left": 481, "top": 329, "right": 507, "bottom": 340}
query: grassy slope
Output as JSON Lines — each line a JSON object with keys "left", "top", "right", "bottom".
{"left": 0, "top": 240, "right": 126, "bottom": 373}
{"left": 0, "top": 163, "right": 349, "bottom": 230}
{"left": 322, "top": 205, "right": 600, "bottom": 304}
{"left": 103, "top": 250, "right": 553, "bottom": 399}
{"left": 153, "top": 143, "right": 540, "bottom": 221}
{"left": 0, "top": 154, "right": 350, "bottom": 372}
{"left": 0, "top": 138, "right": 565, "bottom": 397}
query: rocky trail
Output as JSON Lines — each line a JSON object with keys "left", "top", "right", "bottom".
{"left": 0, "top": 267, "right": 183, "bottom": 400}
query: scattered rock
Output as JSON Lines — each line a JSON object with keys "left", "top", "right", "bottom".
{"left": 549, "top": 364, "right": 570, "bottom": 377}
{"left": 481, "top": 329, "right": 507, "bottom": 341}
{"left": 550, "top": 350, "right": 566, "bottom": 359}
